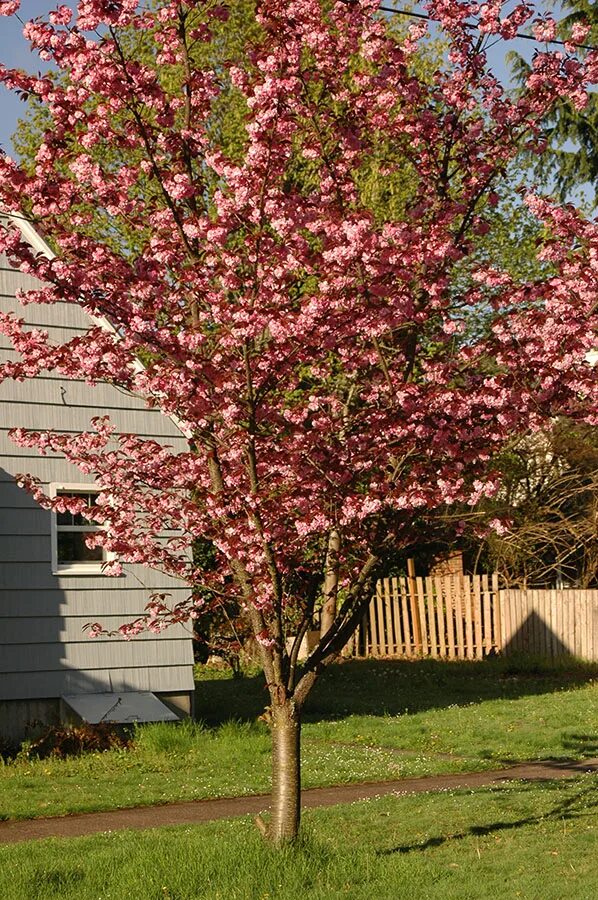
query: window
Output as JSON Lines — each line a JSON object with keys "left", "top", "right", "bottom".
{"left": 50, "top": 484, "right": 105, "bottom": 575}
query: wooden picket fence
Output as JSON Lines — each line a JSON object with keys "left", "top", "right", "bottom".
{"left": 352, "top": 573, "right": 501, "bottom": 660}
{"left": 350, "top": 579, "right": 598, "bottom": 662}
{"left": 501, "top": 589, "right": 598, "bottom": 661}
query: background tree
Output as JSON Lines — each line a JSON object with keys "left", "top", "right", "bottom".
{"left": 0, "top": 0, "right": 596, "bottom": 845}
{"left": 473, "top": 421, "right": 598, "bottom": 588}
{"left": 509, "top": 0, "right": 598, "bottom": 204}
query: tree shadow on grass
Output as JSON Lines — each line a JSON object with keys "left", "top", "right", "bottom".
{"left": 194, "top": 656, "right": 598, "bottom": 727}
{"left": 561, "top": 733, "right": 598, "bottom": 755}
{"left": 377, "top": 777, "right": 598, "bottom": 856}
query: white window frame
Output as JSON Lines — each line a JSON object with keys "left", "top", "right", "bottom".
{"left": 49, "top": 483, "right": 112, "bottom": 576}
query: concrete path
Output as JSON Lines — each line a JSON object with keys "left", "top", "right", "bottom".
{"left": 1, "top": 757, "right": 596, "bottom": 845}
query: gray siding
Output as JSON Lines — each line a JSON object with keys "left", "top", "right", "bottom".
{"left": 0, "top": 508, "right": 50, "bottom": 534}
{"left": 1, "top": 667, "right": 192, "bottom": 698}
{"left": 1, "top": 640, "right": 192, "bottom": 672}
{"left": 0, "top": 617, "right": 189, "bottom": 644}
{"left": 0, "top": 248, "right": 194, "bottom": 704}
{"left": 0, "top": 563, "right": 185, "bottom": 591}
{"left": 0, "top": 589, "right": 185, "bottom": 617}
{"left": 0, "top": 376, "right": 150, "bottom": 409}
{"left": 0, "top": 403, "right": 181, "bottom": 437}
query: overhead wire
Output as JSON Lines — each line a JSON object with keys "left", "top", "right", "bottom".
{"left": 378, "top": 4, "right": 597, "bottom": 52}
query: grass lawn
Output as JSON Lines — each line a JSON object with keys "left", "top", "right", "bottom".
{"left": 1, "top": 656, "right": 597, "bottom": 821}
{"left": 0, "top": 775, "right": 597, "bottom": 899}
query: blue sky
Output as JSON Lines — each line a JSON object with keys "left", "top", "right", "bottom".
{"left": 0, "top": 1, "right": 559, "bottom": 158}
{"left": 0, "top": 1, "right": 63, "bottom": 154}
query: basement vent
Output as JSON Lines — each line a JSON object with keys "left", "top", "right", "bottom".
{"left": 61, "top": 692, "right": 180, "bottom": 724}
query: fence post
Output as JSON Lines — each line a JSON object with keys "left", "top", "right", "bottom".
{"left": 407, "top": 558, "right": 422, "bottom": 654}
{"left": 491, "top": 573, "right": 501, "bottom": 652}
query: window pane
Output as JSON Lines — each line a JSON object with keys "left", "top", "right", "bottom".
{"left": 57, "top": 532, "right": 103, "bottom": 564}
{"left": 56, "top": 492, "right": 98, "bottom": 526}
{"left": 73, "top": 509, "right": 93, "bottom": 527}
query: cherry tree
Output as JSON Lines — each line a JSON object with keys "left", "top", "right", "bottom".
{"left": 0, "top": 0, "right": 596, "bottom": 843}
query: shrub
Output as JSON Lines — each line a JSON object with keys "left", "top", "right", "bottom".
{"left": 22, "top": 722, "right": 132, "bottom": 760}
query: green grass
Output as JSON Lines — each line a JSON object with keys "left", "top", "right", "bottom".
{"left": 1, "top": 656, "right": 596, "bottom": 821}
{"left": 0, "top": 776, "right": 597, "bottom": 899}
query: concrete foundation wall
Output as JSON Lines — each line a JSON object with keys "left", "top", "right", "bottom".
{"left": 0, "top": 691, "right": 193, "bottom": 746}
{"left": 0, "top": 698, "right": 60, "bottom": 745}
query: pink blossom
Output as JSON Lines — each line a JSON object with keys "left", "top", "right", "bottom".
{"left": 0, "top": 1, "right": 19, "bottom": 15}
{"left": 533, "top": 18, "right": 557, "bottom": 43}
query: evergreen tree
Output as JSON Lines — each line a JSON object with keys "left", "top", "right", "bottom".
{"left": 509, "top": 1, "right": 598, "bottom": 203}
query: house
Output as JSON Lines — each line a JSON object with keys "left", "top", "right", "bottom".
{"left": 0, "top": 216, "right": 194, "bottom": 743}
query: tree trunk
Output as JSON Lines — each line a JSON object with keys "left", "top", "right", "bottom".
{"left": 320, "top": 528, "right": 340, "bottom": 638}
{"left": 269, "top": 698, "right": 301, "bottom": 845}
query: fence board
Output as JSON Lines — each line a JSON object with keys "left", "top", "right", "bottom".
{"left": 515, "top": 591, "right": 523, "bottom": 650}
{"left": 481, "top": 574, "right": 490, "bottom": 654}
{"left": 394, "top": 577, "right": 404, "bottom": 654}
{"left": 463, "top": 577, "right": 474, "bottom": 659}
{"left": 569, "top": 592, "right": 576, "bottom": 655}
{"left": 557, "top": 591, "right": 565, "bottom": 653}
{"left": 445, "top": 578, "right": 456, "bottom": 660}
{"left": 386, "top": 579, "right": 396, "bottom": 655}
{"left": 574, "top": 592, "right": 582, "bottom": 658}
{"left": 536, "top": 591, "right": 546, "bottom": 656}
{"left": 416, "top": 577, "right": 428, "bottom": 656}
{"left": 545, "top": 591, "right": 553, "bottom": 654}
{"left": 491, "top": 574, "right": 500, "bottom": 652}
{"left": 581, "top": 592, "right": 589, "bottom": 660}
{"left": 376, "top": 581, "right": 387, "bottom": 656}
{"left": 368, "top": 596, "right": 378, "bottom": 656}
{"left": 399, "top": 577, "right": 412, "bottom": 656}
{"left": 578, "top": 591, "right": 584, "bottom": 658}
{"left": 434, "top": 577, "right": 447, "bottom": 657}
{"left": 362, "top": 609, "right": 369, "bottom": 657}
{"left": 543, "top": 591, "right": 551, "bottom": 655}
{"left": 506, "top": 592, "right": 517, "bottom": 651}
{"left": 454, "top": 575, "right": 465, "bottom": 657}
{"left": 525, "top": 590, "right": 533, "bottom": 653}
{"left": 551, "top": 590, "right": 559, "bottom": 656}
{"left": 537, "top": 591, "right": 545, "bottom": 655}
{"left": 504, "top": 591, "right": 512, "bottom": 648}
{"left": 520, "top": 591, "right": 529, "bottom": 653}
{"left": 380, "top": 579, "right": 390, "bottom": 655}
{"left": 391, "top": 577, "right": 402, "bottom": 656}
{"left": 407, "top": 558, "right": 422, "bottom": 654}
{"left": 425, "top": 577, "right": 438, "bottom": 658}
{"left": 555, "top": 592, "right": 562, "bottom": 655}
{"left": 472, "top": 577, "right": 483, "bottom": 659}
{"left": 525, "top": 591, "right": 534, "bottom": 653}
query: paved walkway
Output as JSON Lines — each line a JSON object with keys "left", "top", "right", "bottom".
{"left": 1, "top": 757, "right": 596, "bottom": 845}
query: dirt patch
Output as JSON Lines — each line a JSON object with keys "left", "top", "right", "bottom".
{"left": 0, "top": 757, "right": 596, "bottom": 845}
